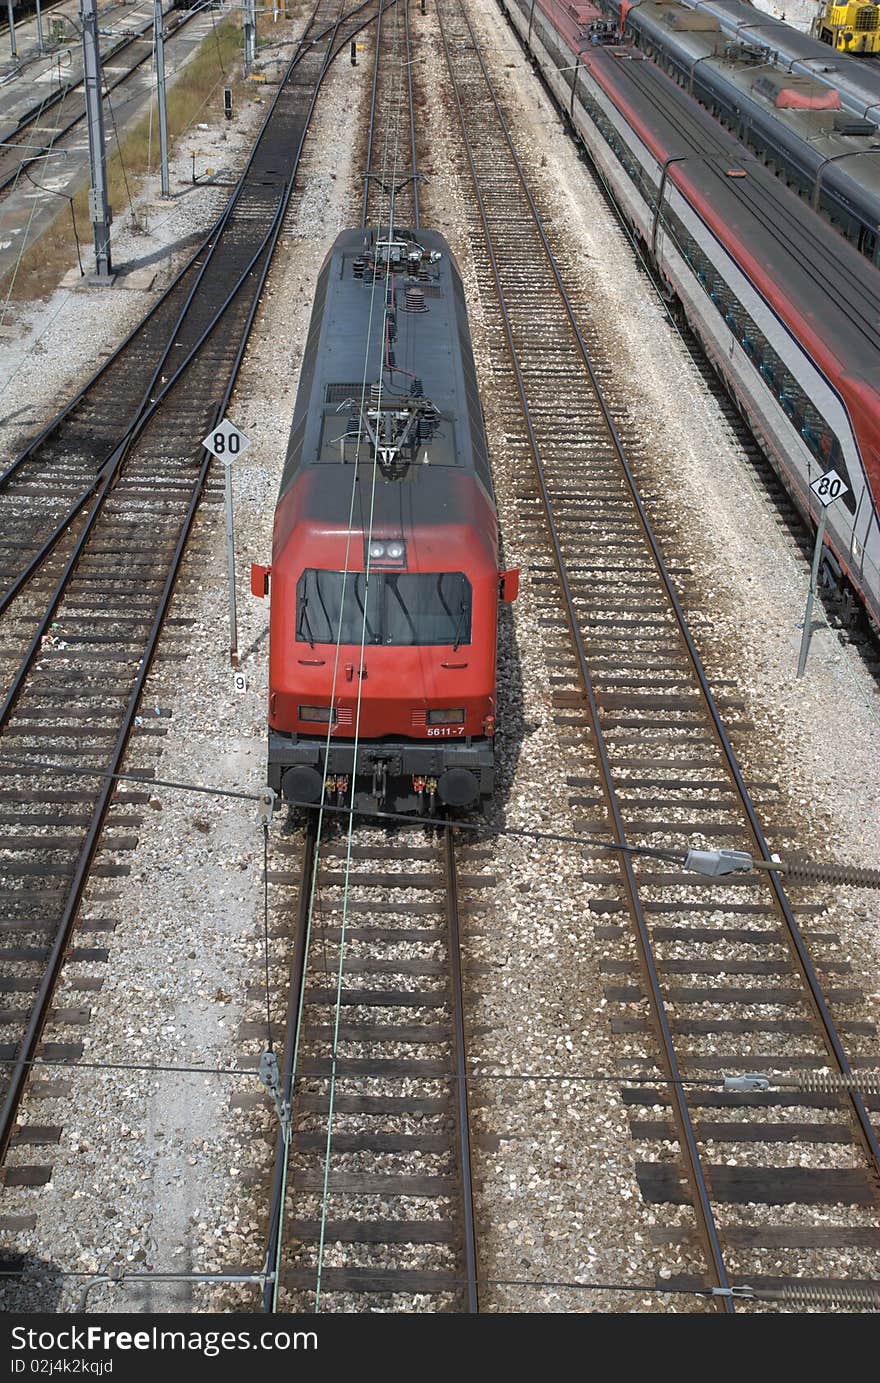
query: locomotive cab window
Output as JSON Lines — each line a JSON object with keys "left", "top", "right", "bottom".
{"left": 296, "top": 570, "right": 472, "bottom": 647}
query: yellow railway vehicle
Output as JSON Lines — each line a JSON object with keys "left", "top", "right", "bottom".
{"left": 812, "top": 1, "right": 880, "bottom": 54}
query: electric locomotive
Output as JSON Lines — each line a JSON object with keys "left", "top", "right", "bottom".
{"left": 253, "top": 227, "right": 517, "bottom": 814}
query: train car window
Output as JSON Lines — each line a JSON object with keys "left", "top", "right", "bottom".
{"left": 297, "top": 570, "right": 381, "bottom": 646}
{"left": 658, "top": 200, "right": 857, "bottom": 513}
{"left": 384, "top": 573, "right": 472, "bottom": 647}
{"left": 569, "top": 66, "right": 858, "bottom": 509}
{"left": 296, "top": 570, "right": 472, "bottom": 646}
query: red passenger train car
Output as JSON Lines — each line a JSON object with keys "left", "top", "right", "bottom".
{"left": 502, "top": 0, "right": 880, "bottom": 628}
{"left": 253, "top": 227, "right": 517, "bottom": 814}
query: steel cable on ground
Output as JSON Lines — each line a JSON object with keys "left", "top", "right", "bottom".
{"left": 444, "top": 0, "right": 880, "bottom": 1304}
{"left": 267, "top": 0, "right": 408, "bottom": 1310}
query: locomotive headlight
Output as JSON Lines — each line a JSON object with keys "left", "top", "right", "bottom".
{"left": 365, "top": 539, "right": 406, "bottom": 566}
{"left": 299, "top": 706, "right": 337, "bottom": 723}
{"left": 427, "top": 709, "right": 465, "bottom": 725}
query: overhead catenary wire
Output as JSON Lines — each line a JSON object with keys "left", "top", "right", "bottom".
{"left": 267, "top": 0, "right": 399, "bottom": 1310}
{"left": 313, "top": 6, "right": 408, "bottom": 1313}
{"left": 265, "top": 0, "right": 417, "bottom": 1311}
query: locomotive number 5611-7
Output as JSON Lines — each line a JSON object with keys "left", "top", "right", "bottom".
{"left": 426, "top": 726, "right": 466, "bottom": 737}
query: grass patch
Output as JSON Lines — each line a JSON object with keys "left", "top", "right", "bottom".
{"left": 3, "top": 15, "right": 255, "bottom": 301}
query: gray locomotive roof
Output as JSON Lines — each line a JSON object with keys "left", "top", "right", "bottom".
{"left": 628, "top": 3, "right": 880, "bottom": 225}
{"left": 278, "top": 226, "right": 493, "bottom": 517}
{"left": 593, "top": 48, "right": 880, "bottom": 369}
{"left": 682, "top": 0, "right": 880, "bottom": 116}
{"left": 292, "top": 458, "right": 492, "bottom": 536}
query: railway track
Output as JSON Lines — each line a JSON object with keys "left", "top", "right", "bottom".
{"left": 263, "top": 818, "right": 484, "bottom": 1311}
{"left": 260, "top": 5, "right": 486, "bottom": 1314}
{"left": 360, "top": 0, "right": 419, "bottom": 229}
{"left": 0, "top": 4, "right": 197, "bottom": 202}
{"left": 437, "top": 0, "right": 880, "bottom": 1311}
{"left": 0, "top": 0, "right": 391, "bottom": 1192}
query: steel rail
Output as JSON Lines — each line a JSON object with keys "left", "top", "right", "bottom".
{"left": 261, "top": 817, "right": 319, "bottom": 1313}
{"left": 444, "top": 825, "right": 479, "bottom": 1313}
{"left": 359, "top": 0, "right": 386, "bottom": 226}
{"left": 0, "top": 0, "right": 382, "bottom": 1167}
{"left": 492, "top": 0, "right": 880, "bottom": 1183}
{"left": 404, "top": 0, "right": 419, "bottom": 230}
{"left": 436, "top": 0, "right": 735, "bottom": 1311}
{"left": 262, "top": 823, "right": 481, "bottom": 1313}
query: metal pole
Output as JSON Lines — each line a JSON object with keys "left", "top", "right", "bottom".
{"left": 154, "top": 0, "right": 170, "bottom": 198}
{"left": 796, "top": 507, "right": 828, "bottom": 678}
{"left": 80, "top": 0, "right": 113, "bottom": 280}
{"left": 6, "top": 0, "right": 16, "bottom": 60}
{"left": 224, "top": 460, "right": 239, "bottom": 666}
{"left": 35, "top": 0, "right": 43, "bottom": 54}
{"left": 243, "top": 0, "right": 256, "bottom": 74}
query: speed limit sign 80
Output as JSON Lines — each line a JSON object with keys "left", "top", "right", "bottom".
{"left": 202, "top": 417, "right": 252, "bottom": 463}
{"left": 809, "top": 468, "right": 848, "bottom": 508}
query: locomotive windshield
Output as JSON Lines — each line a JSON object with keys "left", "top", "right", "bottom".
{"left": 296, "top": 569, "right": 472, "bottom": 647}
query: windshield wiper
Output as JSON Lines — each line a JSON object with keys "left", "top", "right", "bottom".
{"left": 298, "top": 599, "right": 316, "bottom": 649}
{"left": 452, "top": 600, "right": 468, "bottom": 652}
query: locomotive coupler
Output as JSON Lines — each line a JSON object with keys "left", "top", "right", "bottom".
{"left": 371, "top": 761, "right": 388, "bottom": 802}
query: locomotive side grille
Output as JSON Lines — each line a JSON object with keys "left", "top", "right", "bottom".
{"left": 325, "top": 383, "right": 367, "bottom": 404}
{"left": 336, "top": 706, "right": 353, "bottom": 726}
{"left": 411, "top": 709, "right": 427, "bottom": 728}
